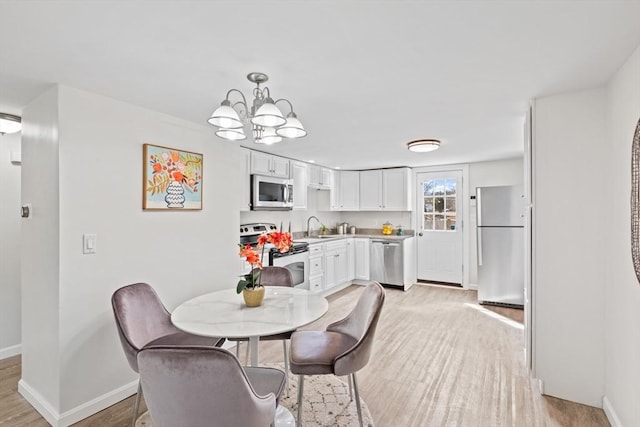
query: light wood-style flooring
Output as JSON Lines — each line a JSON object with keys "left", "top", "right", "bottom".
{"left": 1, "top": 284, "right": 609, "bottom": 426}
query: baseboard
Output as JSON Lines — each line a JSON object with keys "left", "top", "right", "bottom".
{"left": 19, "top": 377, "right": 138, "bottom": 427}
{"left": 468, "top": 283, "right": 478, "bottom": 290}
{"left": 603, "top": 396, "right": 623, "bottom": 427}
{"left": 0, "top": 343, "right": 21, "bottom": 360}
{"left": 18, "top": 379, "right": 61, "bottom": 426}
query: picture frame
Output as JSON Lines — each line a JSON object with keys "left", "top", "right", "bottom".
{"left": 142, "top": 143, "right": 203, "bottom": 210}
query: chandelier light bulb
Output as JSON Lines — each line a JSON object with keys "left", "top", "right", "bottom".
{"left": 276, "top": 113, "right": 307, "bottom": 138}
{"left": 216, "top": 128, "right": 247, "bottom": 141}
{"left": 251, "top": 98, "right": 286, "bottom": 128}
{"left": 208, "top": 101, "right": 243, "bottom": 129}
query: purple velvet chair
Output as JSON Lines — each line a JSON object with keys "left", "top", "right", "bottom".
{"left": 111, "top": 283, "right": 225, "bottom": 427}
{"left": 137, "top": 346, "right": 286, "bottom": 427}
{"left": 289, "top": 281, "right": 385, "bottom": 427}
{"left": 232, "top": 266, "right": 295, "bottom": 372}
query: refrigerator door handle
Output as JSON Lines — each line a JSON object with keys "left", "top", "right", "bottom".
{"left": 477, "top": 228, "right": 483, "bottom": 266}
{"left": 476, "top": 188, "right": 482, "bottom": 226}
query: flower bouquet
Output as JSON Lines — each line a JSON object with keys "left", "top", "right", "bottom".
{"left": 237, "top": 231, "right": 293, "bottom": 306}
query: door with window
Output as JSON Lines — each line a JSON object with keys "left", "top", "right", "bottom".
{"left": 416, "top": 171, "right": 463, "bottom": 284}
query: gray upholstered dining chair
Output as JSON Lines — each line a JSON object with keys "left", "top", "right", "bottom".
{"left": 137, "top": 345, "right": 286, "bottom": 427}
{"left": 111, "top": 282, "right": 225, "bottom": 427}
{"left": 232, "top": 266, "right": 295, "bottom": 371}
{"left": 289, "top": 281, "right": 385, "bottom": 427}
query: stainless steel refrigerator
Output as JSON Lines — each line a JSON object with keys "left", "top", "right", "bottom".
{"left": 476, "top": 185, "right": 524, "bottom": 307}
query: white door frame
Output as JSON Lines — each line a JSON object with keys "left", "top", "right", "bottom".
{"left": 412, "top": 164, "right": 470, "bottom": 289}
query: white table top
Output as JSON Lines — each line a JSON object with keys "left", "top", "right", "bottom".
{"left": 171, "top": 287, "right": 329, "bottom": 339}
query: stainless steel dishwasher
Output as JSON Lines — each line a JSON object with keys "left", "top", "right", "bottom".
{"left": 370, "top": 239, "right": 403, "bottom": 287}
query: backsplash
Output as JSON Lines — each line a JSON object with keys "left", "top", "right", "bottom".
{"left": 240, "top": 190, "right": 415, "bottom": 235}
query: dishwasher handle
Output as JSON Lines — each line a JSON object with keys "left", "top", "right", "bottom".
{"left": 371, "top": 240, "right": 400, "bottom": 247}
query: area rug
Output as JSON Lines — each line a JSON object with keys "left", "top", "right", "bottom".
{"left": 136, "top": 363, "right": 374, "bottom": 426}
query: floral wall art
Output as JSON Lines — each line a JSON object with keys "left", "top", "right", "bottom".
{"left": 143, "top": 143, "right": 203, "bottom": 210}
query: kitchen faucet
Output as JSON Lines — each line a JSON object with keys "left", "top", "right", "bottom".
{"left": 306, "top": 215, "right": 320, "bottom": 237}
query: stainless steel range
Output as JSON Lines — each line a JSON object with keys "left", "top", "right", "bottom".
{"left": 239, "top": 223, "right": 309, "bottom": 290}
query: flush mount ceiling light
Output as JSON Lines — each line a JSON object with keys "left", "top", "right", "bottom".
{"left": 207, "top": 72, "right": 307, "bottom": 144}
{"left": 407, "top": 139, "right": 441, "bottom": 152}
{"left": 0, "top": 113, "right": 22, "bottom": 135}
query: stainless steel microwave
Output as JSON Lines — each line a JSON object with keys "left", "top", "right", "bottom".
{"left": 251, "top": 174, "right": 293, "bottom": 210}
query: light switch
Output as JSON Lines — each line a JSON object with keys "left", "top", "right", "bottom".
{"left": 83, "top": 234, "right": 97, "bottom": 254}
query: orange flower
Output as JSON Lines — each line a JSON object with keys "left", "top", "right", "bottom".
{"left": 268, "top": 231, "right": 293, "bottom": 253}
{"left": 152, "top": 163, "right": 162, "bottom": 172}
{"left": 257, "top": 234, "right": 269, "bottom": 246}
{"left": 171, "top": 151, "right": 180, "bottom": 163}
{"left": 239, "top": 244, "right": 262, "bottom": 269}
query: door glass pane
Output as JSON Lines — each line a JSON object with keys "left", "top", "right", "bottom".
{"left": 434, "top": 180, "right": 445, "bottom": 195}
{"left": 445, "top": 179, "right": 456, "bottom": 195}
{"left": 434, "top": 214, "right": 445, "bottom": 230}
{"left": 446, "top": 197, "right": 456, "bottom": 213}
{"left": 434, "top": 197, "right": 444, "bottom": 213}
{"left": 424, "top": 214, "right": 434, "bottom": 230}
{"left": 423, "top": 180, "right": 435, "bottom": 196}
{"left": 424, "top": 198, "right": 434, "bottom": 212}
{"left": 446, "top": 214, "right": 457, "bottom": 231}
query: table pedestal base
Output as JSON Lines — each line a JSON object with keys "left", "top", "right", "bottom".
{"left": 275, "top": 405, "right": 296, "bottom": 426}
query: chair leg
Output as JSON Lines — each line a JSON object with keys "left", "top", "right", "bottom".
{"left": 348, "top": 374, "right": 353, "bottom": 401}
{"left": 131, "top": 380, "right": 142, "bottom": 427}
{"left": 352, "top": 373, "right": 363, "bottom": 427}
{"left": 236, "top": 341, "right": 240, "bottom": 358}
{"left": 297, "top": 375, "right": 305, "bottom": 427}
{"left": 244, "top": 339, "right": 250, "bottom": 364}
{"left": 282, "top": 340, "right": 289, "bottom": 390}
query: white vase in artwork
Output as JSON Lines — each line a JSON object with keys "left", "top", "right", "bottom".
{"left": 165, "top": 181, "right": 186, "bottom": 208}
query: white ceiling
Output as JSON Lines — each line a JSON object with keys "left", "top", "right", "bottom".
{"left": 1, "top": 1, "right": 640, "bottom": 170}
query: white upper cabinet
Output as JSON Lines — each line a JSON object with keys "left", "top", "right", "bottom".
{"left": 359, "top": 168, "right": 411, "bottom": 211}
{"left": 309, "top": 165, "right": 332, "bottom": 189}
{"left": 250, "top": 151, "right": 290, "bottom": 178}
{"left": 336, "top": 170, "right": 359, "bottom": 211}
{"left": 383, "top": 167, "right": 411, "bottom": 210}
{"left": 291, "top": 161, "right": 308, "bottom": 210}
{"left": 359, "top": 170, "right": 383, "bottom": 210}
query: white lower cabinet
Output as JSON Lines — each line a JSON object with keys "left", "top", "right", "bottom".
{"left": 308, "top": 243, "right": 324, "bottom": 293}
{"left": 354, "top": 238, "right": 370, "bottom": 280}
{"left": 346, "top": 238, "right": 355, "bottom": 281}
{"left": 324, "top": 240, "right": 348, "bottom": 291}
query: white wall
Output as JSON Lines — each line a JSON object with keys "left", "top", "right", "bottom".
{"left": 20, "top": 85, "right": 243, "bottom": 425}
{"left": 604, "top": 44, "right": 640, "bottom": 427}
{"left": 0, "top": 131, "right": 22, "bottom": 358}
{"left": 20, "top": 86, "right": 62, "bottom": 412}
{"left": 532, "top": 88, "right": 607, "bottom": 407}
{"left": 468, "top": 157, "right": 524, "bottom": 285}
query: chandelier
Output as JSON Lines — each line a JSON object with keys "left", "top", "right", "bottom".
{"left": 207, "top": 72, "right": 307, "bottom": 144}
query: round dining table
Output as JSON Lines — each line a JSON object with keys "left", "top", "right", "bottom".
{"left": 171, "top": 286, "right": 329, "bottom": 367}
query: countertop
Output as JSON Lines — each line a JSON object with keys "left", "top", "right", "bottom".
{"left": 295, "top": 234, "right": 414, "bottom": 244}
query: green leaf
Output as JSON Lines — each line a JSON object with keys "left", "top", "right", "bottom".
{"left": 237, "top": 278, "right": 248, "bottom": 294}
